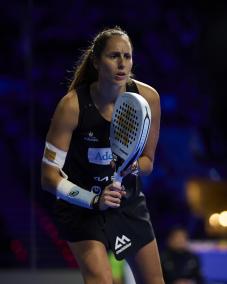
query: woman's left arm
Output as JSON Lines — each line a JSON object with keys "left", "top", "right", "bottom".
{"left": 137, "top": 83, "right": 161, "bottom": 175}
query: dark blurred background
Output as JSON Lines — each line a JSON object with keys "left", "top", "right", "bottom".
{"left": 1, "top": 0, "right": 227, "bottom": 283}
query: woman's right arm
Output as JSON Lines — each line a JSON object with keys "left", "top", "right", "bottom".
{"left": 41, "top": 90, "right": 124, "bottom": 209}
{"left": 41, "top": 90, "right": 78, "bottom": 195}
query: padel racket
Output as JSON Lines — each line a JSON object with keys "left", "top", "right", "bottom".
{"left": 110, "top": 92, "right": 151, "bottom": 186}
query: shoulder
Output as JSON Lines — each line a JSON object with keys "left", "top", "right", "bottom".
{"left": 132, "top": 79, "right": 160, "bottom": 104}
{"left": 57, "top": 89, "right": 79, "bottom": 114}
{"left": 50, "top": 89, "right": 79, "bottom": 130}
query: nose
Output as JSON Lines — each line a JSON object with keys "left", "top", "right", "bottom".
{"left": 118, "top": 55, "right": 125, "bottom": 69}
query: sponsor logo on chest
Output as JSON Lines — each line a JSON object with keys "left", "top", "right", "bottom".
{"left": 90, "top": 185, "right": 102, "bottom": 195}
{"left": 94, "top": 176, "right": 114, "bottom": 182}
{"left": 88, "top": 148, "right": 113, "bottom": 165}
{"left": 84, "top": 131, "right": 98, "bottom": 142}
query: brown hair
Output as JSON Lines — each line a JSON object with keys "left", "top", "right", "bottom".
{"left": 68, "top": 26, "right": 133, "bottom": 91}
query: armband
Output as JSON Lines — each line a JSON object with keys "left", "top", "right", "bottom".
{"left": 56, "top": 178, "right": 98, "bottom": 209}
{"left": 42, "top": 142, "right": 67, "bottom": 169}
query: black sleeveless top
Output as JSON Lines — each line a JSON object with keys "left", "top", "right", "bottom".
{"left": 63, "top": 80, "right": 139, "bottom": 194}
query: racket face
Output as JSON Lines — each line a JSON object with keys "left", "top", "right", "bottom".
{"left": 112, "top": 97, "right": 139, "bottom": 149}
{"left": 110, "top": 92, "right": 151, "bottom": 164}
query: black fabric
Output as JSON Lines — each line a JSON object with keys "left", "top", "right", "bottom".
{"left": 62, "top": 80, "right": 139, "bottom": 191}
{"left": 63, "top": 84, "right": 112, "bottom": 190}
{"left": 53, "top": 180, "right": 155, "bottom": 260}
{"left": 104, "top": 194, "right": 155, "bottom": 260}
{"left": 53, "top": 199, "right": 109, "bottom": 247}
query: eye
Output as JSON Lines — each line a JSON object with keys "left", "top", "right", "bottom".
{"left": 124, "top": 53, "right": 132, "bottom": 59}
{"left": 109, "top": 52, "right": 119, "bottom": 59}
{"left": 110, "top": 54, "right": 118, "bottom": 59}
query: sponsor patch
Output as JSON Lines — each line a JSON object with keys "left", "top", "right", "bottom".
{"left": 94, "top": 176, "right": 112, "bottom": 182}
{"left": 115, "top": 235, "right": 132, "bottom": 255}
{"left": 84, "top": 131, "right": 98, "bottom": 142}
{"left": 68, "top": 189, "right": 79, "bottom": 197}
{"left": 44, "top": 147, "right": 56, "bottom": 161}
{"left": 88, "top": 148, "right": 113, "bottom": 165}
{"left": 91, "top": 186, "right": 102, "bottom": 195}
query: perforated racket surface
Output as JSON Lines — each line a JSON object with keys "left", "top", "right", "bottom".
{"left": 110, "top": 92, "right": 151, "bottom": 185}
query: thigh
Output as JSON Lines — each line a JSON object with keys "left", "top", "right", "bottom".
{"left": 68, "top": 240, "right": 113, "bottom": 284}
{"left": 126, "top": 239, "right": 165, "bottom": 284}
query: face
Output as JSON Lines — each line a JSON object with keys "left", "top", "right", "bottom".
{"left": 168, "top": 230, "right": 188, "bottom": 251}
{"left": 94, "top": 35, "right": 133, "bottom": 86}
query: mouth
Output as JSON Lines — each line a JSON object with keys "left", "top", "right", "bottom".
{"left": 115, "top": 72, "right": 127, "bottom": 81}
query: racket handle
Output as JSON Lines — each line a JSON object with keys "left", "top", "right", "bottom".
{"left": 112, "top": 172, "right": 123, "bottom": 187}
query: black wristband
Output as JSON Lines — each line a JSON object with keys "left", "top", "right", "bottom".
{"left": 92, "top": 195, "right": 100, "bottom": 211}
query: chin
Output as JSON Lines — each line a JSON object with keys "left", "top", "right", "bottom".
{"left": 113, "top": 79, "right": 127, "bottom": 87}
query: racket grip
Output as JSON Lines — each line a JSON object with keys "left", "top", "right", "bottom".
{"left": 112, "top": 172, "right": 123, "bottom": 187}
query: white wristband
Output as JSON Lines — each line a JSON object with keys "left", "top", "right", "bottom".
{"left": 56, "top": 179, "right": 97, "bottom": 209}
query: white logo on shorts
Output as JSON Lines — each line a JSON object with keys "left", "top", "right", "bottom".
{"left": 115, "top": 235, "right": 132, "bottom": 255}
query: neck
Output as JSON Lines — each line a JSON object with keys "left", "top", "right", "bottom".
{"left": 91, "top": 81, "right": 127, "bottom": 104}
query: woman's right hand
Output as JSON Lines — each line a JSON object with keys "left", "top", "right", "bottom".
{"left": 98, "top": 183, "right": 126, "bottom": 211}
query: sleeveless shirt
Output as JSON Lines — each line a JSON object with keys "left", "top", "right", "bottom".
{"left": 62, "top": 80, "right": 139, "bottom": 194}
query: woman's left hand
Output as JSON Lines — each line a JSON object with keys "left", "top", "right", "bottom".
{"left": 110, "top": 160, "right": 139, "bottom": 177}
{"left": 121, "top": 160, "right": 139, "bottom": 176}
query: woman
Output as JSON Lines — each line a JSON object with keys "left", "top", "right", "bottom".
{"left": 41, "top": 26, "right": 164, "bottom": 284}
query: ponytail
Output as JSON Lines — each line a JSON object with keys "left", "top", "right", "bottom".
{"left": 68, "top": 47, "right": 97, "bottom": 91}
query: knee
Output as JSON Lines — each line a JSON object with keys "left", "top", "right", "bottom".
{"left": 83, "top": 266, "right": 112, "bottom": 284}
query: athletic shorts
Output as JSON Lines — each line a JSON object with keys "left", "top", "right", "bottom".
{"left": 53, "top": 176, "right": 155, "bottom": 260}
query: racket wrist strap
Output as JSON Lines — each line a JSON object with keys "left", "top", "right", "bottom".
{"left": 113, "top": 172, "right": 123, "bottom": 186}
{"left": 91, "top": 194, "right": 101, "bottom": 211}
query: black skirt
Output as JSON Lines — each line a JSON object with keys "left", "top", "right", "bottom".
{"left": 53, "top": 175, "right": 155, "bottom": 260}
